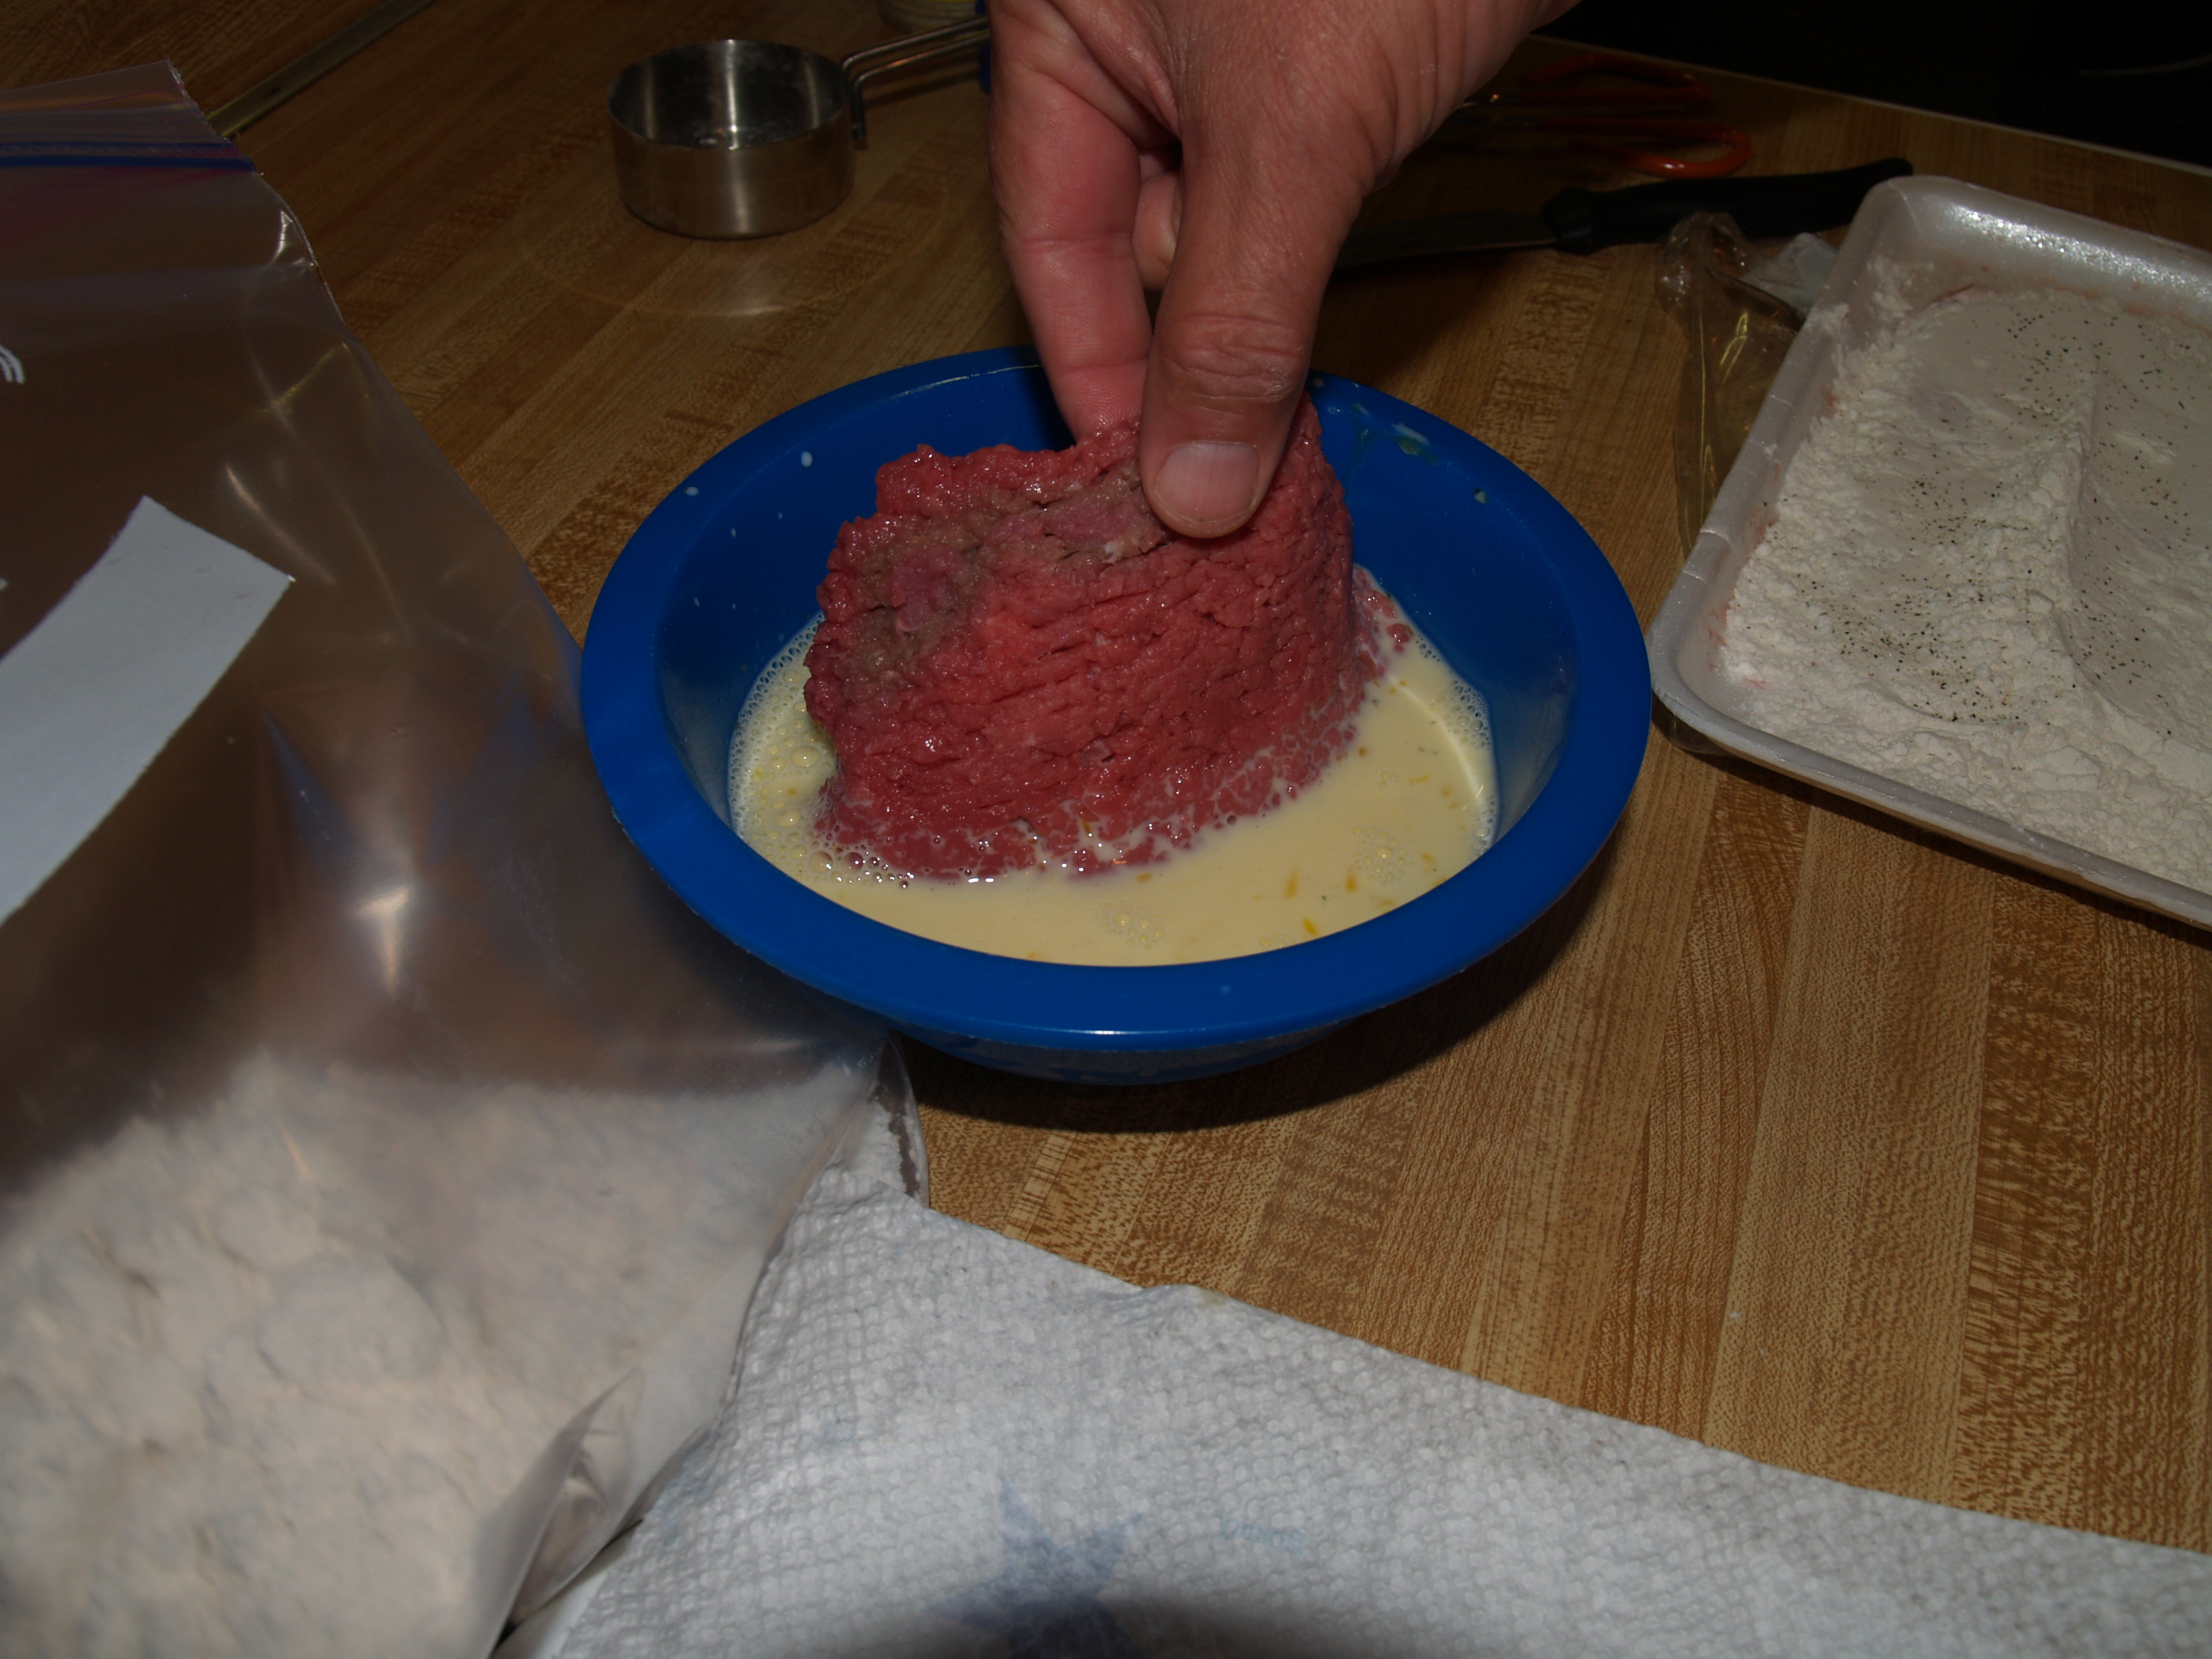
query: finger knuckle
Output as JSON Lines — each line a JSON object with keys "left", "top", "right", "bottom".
{"left": 1159, "top": 314, "right": 1311, "bottom": 406}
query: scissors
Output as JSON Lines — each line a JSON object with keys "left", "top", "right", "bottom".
{"left": 1439, "top": 52, "right": 1752, "bottom": 180}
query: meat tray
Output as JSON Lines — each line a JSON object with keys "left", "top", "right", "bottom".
{"left": 1645, "top": 175, "right": 2212, "bottom": 929}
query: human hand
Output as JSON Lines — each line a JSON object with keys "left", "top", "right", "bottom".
{"left": 988, "top": 0, "right": 1573, "bottom": 537}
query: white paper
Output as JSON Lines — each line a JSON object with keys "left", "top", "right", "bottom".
{"left": 0, "top": 497, "right": 290, "bottom": 924}
{"left": 548, "top": 1166, "right": 2212, "bottom": 1658}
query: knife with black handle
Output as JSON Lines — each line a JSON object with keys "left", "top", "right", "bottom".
{"left": 1334, "top": 157, "right": 1912, "bottom": 272}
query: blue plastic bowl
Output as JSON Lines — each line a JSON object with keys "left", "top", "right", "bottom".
{"left": 583, "top": 349, "right": 1649, "bottom": 1084}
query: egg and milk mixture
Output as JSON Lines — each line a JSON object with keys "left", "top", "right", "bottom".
{"left": 729, "top": 620, "right": 1498, "bottom": 966}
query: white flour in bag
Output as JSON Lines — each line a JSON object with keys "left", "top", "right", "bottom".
{"left": 1718, "top": 275, "right": 2212, "bottom": 895}
{"left": 0, "top": 1058, "right": 817, "bottom": 1658}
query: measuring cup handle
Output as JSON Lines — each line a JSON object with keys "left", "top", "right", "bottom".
{"left": 840, "top": 14, "right": 990, "bottom": 148}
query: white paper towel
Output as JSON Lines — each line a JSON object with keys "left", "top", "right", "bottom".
{"left": 535, "top": 1165, "right": 2211, "bottom": 1658}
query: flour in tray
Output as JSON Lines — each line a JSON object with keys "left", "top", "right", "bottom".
{"left": 1719, "top": 274, "right": 2212, "bottom": 895}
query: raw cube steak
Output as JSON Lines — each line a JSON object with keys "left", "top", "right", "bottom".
{"left": 803, "top": 399, "right": 1389, "bottom": 878}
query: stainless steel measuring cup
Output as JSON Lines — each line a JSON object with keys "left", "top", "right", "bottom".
{"left": 607, "top": 16, "right": 989, "bottom": 239}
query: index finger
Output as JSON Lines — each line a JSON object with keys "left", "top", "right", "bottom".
{"left": 988, "top": 30, "right": 1161, "bottom": 434}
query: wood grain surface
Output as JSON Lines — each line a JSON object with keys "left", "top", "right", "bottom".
{"left": 8, "top": 0, "right": 2210, "bottom": 1559}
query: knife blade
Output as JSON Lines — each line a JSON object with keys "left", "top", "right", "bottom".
{"left": 1334, "top": 157, "right": 1912, "bottom": 273}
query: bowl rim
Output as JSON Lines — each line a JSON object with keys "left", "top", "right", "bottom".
{"left": 582, "top": 348, "right": 1650, "bottom": 1056}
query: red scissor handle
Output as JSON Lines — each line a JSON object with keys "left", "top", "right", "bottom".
{"left": 1513, "top": 51, "right": 1715, "bottom": 108}
{"left": 1542, "top": 115, "right": 1752, "bottom": 179}
{"left": 1454, "top": 51, "right": 1746, "bottom": 175}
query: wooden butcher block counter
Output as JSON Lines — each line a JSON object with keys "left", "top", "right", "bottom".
{"left": 9, "top": 0, "right": 2209, "bottom": 1559}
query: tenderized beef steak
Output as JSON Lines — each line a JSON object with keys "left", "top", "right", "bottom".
{"left": 803, "top": 398, "right": 1390, "bottom": 878}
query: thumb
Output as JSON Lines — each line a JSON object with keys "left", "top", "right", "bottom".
{"left": 1136, "top": 138, "right": 1362, "bottom": 538}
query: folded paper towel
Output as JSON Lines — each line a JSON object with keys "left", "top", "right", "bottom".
{"left": 529, "top": 1166, "right": 2210, "bottom": 1658}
